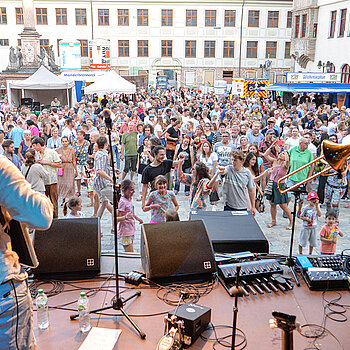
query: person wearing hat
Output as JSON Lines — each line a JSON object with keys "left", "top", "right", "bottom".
{"left": 261, "top": 117, "right": 279, "bottom": 138}
{"left": 299, "top": 192, "right": 321, "bottom": 254}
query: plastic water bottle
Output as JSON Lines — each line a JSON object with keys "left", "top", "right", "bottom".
{"left": 36, "top": 289, "right": 49, "bottom": 329}
{"left": 78, "top": 292, "right": 91, "bottom": 333}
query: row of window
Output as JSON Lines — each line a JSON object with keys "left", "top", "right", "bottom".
{"left": 0, "top": 7, "right": 292, "bottom": 28}
{"left": 1, "top": 38, "right": 291, "bottom": 60}
{"left": 329, "top": 9, "right": 348, "bottom": 38}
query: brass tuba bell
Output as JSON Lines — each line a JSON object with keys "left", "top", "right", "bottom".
{"left": 322, "top": 140, "right": 350, "bottom": 173}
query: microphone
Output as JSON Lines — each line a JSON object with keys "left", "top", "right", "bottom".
{"left": 101, "top": 109, "right": 112, "bottom": 130}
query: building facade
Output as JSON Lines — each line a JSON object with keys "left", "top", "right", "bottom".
{"left": 0, "top": 0, "right": 293, "bottom": 86}
{"left": 291, "top": 0, "right": 350, "bottom": 82}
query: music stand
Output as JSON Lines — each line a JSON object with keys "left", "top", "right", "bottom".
{"left": 284, "top": 186, "right": 307, "bottom": 287}
{"left": 70, "top": 111, "right": 146, "bottom": 339}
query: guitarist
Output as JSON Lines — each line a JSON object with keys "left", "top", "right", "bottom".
{"left": 0, "top": 156, "right": 53, "bottom": 349}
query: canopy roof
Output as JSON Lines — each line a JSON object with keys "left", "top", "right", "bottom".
{"left": 266, "top": 83, "right": 350, "bottom": 93}
{"left": 9, "top": 65, "right": 75, "bottom": 90}
{"left": 84, "top": 70, "right": 136, "bottom": 95}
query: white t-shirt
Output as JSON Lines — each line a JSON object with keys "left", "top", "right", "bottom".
{"left": 285, "top": 137, "right": 300, "bottom": 149}
{"left": 308, "top": 143, "right": 317, "bottom": 156}
{"left": 154, "top": 124, "right": 163, "bottom": 138}
{"left": 199, "top": 152, "right": 218, "bottom": 173}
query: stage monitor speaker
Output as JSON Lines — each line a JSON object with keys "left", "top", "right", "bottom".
{"left": 32, "top": 217, "right": 101, "bottom": 278}
{"left": 141, "top": 220, "right": 217, "bottom": 281}
{"left": 189, "top": 211, "right": 269, "bottom": 254}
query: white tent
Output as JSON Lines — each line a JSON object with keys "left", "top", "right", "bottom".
{"left": 84, "top": 70, "right": 136, "bottom": 96}
{"left": 8, "top": 65, "right": 76, "bottom": 107}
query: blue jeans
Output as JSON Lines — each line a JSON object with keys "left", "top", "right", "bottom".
{"left": 175, "top": 167, "right": 191, "bottom": 193}
{"left": 112, "top": 144, "right": 121, "bottom": 170}
{"left": 0, "top": 279, "right": 36, "bottom": 349}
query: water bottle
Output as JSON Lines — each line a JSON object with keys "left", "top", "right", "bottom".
{"left": 36, "top": 289, "right": 49, "bottom": 329}
{"left": 78, "top": 292, "right": 91, "bottom": 333}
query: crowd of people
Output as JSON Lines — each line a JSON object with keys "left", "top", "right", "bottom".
{"left": 0, "top": 90, "right": 349, "bottom": 254}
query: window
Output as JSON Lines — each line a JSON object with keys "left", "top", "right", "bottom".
{"left": 137, "top": 40, "right": 148, "bottom": 57}
{"left": 224, "top": 10, "right": 236, "bottom": 27}
{"left": 287, "top": 11, "right": 292, "bottom": 28}
{"left": 313, "top": 23, "right": 318, "bottom": 38}
{"left": 341, "top": 64, "right": 350, "bottom": 83}
{"left": 185, "top": 40, "right": 196, "bottom": 57}
{"left": 248, "top": 10, "right": 259, "bottom": 27}
{"left": 223, "top": 41, "right": 235, "bottom": 58}
{"left": 137, "top": 9, "right": 148, "bottom": 26}
{"left": 161, "top": 40, "right": 172, "bottom": 57}
{"left": 205, "top": 10, "right": 216, "bottom": 27}
{"left": 75, "top": 8, "right": 87, "bottom": 25}
{"left": 118, "top": 40, "right": 129, "bottom": 57}
{"left": 79, "top": 39, "right": 88, "bottom": 57}
{"left": 186, "top": 10, "right": 197, "bottom": 26}
{"left": 118, "top": 9, "right": 129, "bottom": 26}
{"left": 327, "top": 63, "right": 335, "bottom": 73}
{"left": 339, "top": 9, "right": 347, "bottom": 37}
{"left": 98, "top": 9, "right": 109, "bottom": 26}
{"left": 56, "top": 8, "right": 67, "bottom": 25}
{"left": 36, "top": 8, "right": 47, "bottom": 25}
{"left": 161, "top": 9, "right": 173, "bottom": 26}
{"left": 17, "top": 39, "right": 21, "bottom": 47}
{"left": 40, "top": 39, "right": 49, "bottom": 53}
{"left": 223, "top": 71, "right": 233, "bottom": 78}
{"left": 0, "top": 7, "right": 7, "bottom": 24}
{"left": 246, "top": 41, "right": 258, "bottom": 58}
{"left": 266, "top": 41, "right": 277, "bottom": 58}
{"left": 0, "top": 39, "right": 9, "bottom": 46}
{"left": 329, "top": 11, "right": 336, "bottom": 37}
{"left": 267, "top": 11, "right": 279, "bottom": 28}
{"left": 301, "top": 14, "right": 307, "bottom": 37}
{"left": 284, "top": 42, "right": 291, "bottom": 58}
{"left": 15, "top": 8, "right": 23, "bottom": 25}
{"left": 204, "top": 41, "right": 215, "bottom": 57}
{"left": 294, "top": 15, "right": 300, "bottom": 38}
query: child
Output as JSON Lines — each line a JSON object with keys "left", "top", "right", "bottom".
{"left": 165, "top": 209, "right": 180, "bottom": 222}
{"left": 84, "top": 159, "right": 99, "bottom": 217}
{"left": 299, "top": 192, "right": 322, "bottom": 254}
{"left": 117, "top": 179, "right": 143, "bottom": 252}
{"left": 63, "top": 197, "right": 86, "bottom": 218}
{"left": 319, "top": 209, "right": 343, "bottom": 255}
{"left": 144, "top": 175, "right": 179, "bottom": 223}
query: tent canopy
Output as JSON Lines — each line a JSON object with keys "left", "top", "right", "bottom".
{"left": 9, "top": 65, "right": 75, "bottom": 89}
{"left": 265, "top": 83, "right": 350, "bottom": 93}
{"left": 84, "top": 70, "right": 136, "bottom": 96}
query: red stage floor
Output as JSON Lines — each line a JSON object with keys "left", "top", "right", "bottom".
{"left": 32, "top": 256, "right": 350, "bottom": 349}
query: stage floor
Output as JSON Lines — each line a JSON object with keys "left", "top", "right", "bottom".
{"left": 32, "top": 256, "right": 350, "bottom": 349}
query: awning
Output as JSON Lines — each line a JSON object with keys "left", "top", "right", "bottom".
{"left": 264, "top": 83, "right": 350, "bottom": 93}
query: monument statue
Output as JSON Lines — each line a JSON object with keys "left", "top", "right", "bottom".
{"left": 17, "top": 48, "right": 23, "bottom": 69}
{"left": 48, "top": 45, "right": 59, "bottom": 71}
{"left": 6, "top": 47, "right": 19, "bottom": 71}
{"left": 38, "top": 47, "right": 50, "bottom": 69}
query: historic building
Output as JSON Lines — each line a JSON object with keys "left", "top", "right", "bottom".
{"left": 291, "top": 0, "right": 350, "bottom": 82}
{"left": 0, "top": 0, "right": 293, "bottom": 86}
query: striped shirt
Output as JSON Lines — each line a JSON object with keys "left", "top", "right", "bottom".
{"left": 93, "top": 149, "right": 111, "bottom": 192}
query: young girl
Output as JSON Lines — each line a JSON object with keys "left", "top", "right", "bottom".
{"left": 63, "top": 197, "right": 86, "bottom": 218}
{"left": 117, "top": 179, "right": 143, "bottom": 252}
{"left": 144, "top": 175, "right": 179, "bottom": 223}
{"left": 319, "top": 210, "right": 344, "bottom": 255}
{"left": 84, "top": 159, "right": 100, "bottom": 217}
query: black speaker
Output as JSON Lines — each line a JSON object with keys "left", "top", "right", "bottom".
{"left": 141, "top": 220, "right": 217, "bottom": 281}
{"left": 32, "top": 218, "right": 101, "bottom": 278}
{"left": 189, "top": 211, "right": 269, "bottom": 253}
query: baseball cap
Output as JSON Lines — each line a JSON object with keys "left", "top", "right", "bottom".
{"left": 266, "top": 129, "right": 275, "bottom": 135}
{"left": 307, "top": 192, "right": 319, "bottom": 201}
{"left": 267, "top": 117, "right": 275, "bottom": 123}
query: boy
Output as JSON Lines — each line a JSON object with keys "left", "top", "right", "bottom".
{"left": 299, "top": 192, "right": 321, "bottom": 254}
{"left": 319, "top": 210, "right": 343, "bottom": 255}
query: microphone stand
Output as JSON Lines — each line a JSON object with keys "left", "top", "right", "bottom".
{"left": 230, "top": 265, "right": 243, "bottom": 350}
{"left": 70, "top": 114, "right": 146, "bottom": 339}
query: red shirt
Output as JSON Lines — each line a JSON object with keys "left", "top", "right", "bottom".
{"left": 319, "top": 224, "right": 340, "bottom": 254}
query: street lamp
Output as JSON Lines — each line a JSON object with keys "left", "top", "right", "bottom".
{"left": 317, "top": 60, "right": 331, "bottom": 73}
{"left": 260, "top": 57, "right": 272, "bottom": 80}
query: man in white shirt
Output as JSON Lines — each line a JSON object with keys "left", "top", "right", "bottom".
{"left": 61, "top": 118, "right": 77, "bottom": 143}
{"left": 285, "top": 127, "right": 300, "bottom": 150}
{"left": 304, "top": 132, "right": 317, "bottom": 158}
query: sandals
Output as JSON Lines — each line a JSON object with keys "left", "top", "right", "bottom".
{"left": 267, "top": 222, "right": 276, "bottom": 228}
